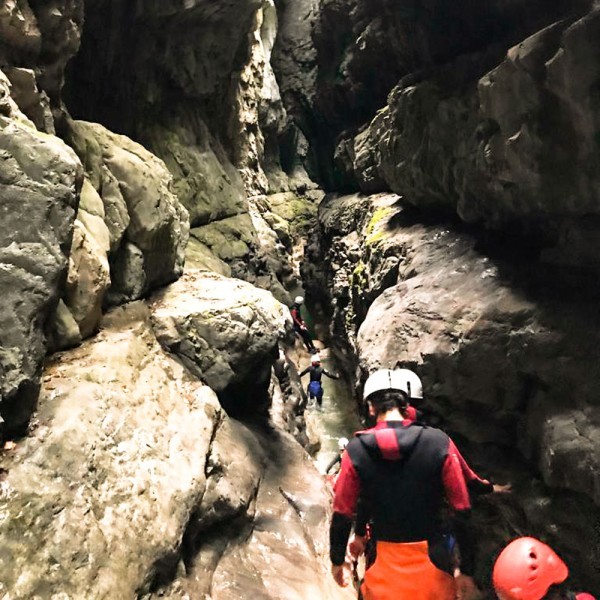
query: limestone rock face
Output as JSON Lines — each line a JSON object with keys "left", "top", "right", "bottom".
{"left": 0, "top": 0, "right": 83, "bottom": 110}
{"left": 150, "top": 270, "right": 292, "bottom": 417}
{"left": 307, "top": 193, "right": 600, "bottom": 591}
{"left": 67, "top": 120, "right": 189, "bottom": 308}
{"left": 144, "top": 118, "right": 248, "bottom": 229}
{"left": 0, "top": 71, "right": 82, "bottom": 436}
{"left": 0, "top": 301, "right": 346, "bottom": 599}
{"left": 0, "top": 302, "right": 221, "bottom": 598}
{"left": 310, "top": 4, "right": 600, "bottom": 273}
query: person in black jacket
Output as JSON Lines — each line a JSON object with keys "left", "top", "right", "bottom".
{"left": 330, "top": 368, "right": 482, "bottom": 600}
{"left": 299, "top": 354, "right": 339, "bottom": 408}
{"left": 290, "top": 296, "right": 317, "bottom": 353}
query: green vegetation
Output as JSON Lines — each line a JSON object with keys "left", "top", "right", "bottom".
{"left": 365, "top": 206, "right": 393, "bottom": 247}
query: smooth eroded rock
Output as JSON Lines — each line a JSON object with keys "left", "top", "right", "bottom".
{"left": 150, "top": 270, "right": 292, "bottom": 416}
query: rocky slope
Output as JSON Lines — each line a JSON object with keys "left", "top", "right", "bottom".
{"left": 0, "top": 298, "right": 350, "bottom": 599}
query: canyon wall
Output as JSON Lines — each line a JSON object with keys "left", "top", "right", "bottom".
{"left": 1, "top": 0, "right": 600, "bottom": 595}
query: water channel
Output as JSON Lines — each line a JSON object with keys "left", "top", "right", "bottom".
{"left": 306, "top": 350, "right": 362, "bottom": 474}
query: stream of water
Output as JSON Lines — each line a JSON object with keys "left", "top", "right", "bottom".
{"left": 310, "top": 354, "right": 362, "bottom": 474}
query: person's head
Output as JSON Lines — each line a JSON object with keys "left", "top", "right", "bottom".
{"left": 311, "top": 353, "right": 321, "bottom": 365}
{"left": 493, "top": 537, "right": 569, "bottom": 600}
{"left": 362, "top": 368, "right": 423, "bottom": 418}
{"left": 294, "top": 295, "right": 304, "bottom": 305}
{"left": 338, "top": 437, "right": 349, "bottom": 451}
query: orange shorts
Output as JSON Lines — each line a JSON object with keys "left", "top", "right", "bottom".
{"left": 361, "top": 540, "right": 456, "bottom": 600}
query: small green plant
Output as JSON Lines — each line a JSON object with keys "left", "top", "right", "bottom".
{"left": 365, "top": 206, "right": 392, "bottom": 246}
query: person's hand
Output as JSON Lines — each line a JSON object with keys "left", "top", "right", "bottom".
{"left": 492, "top": 482, "right": 512, "bottom": 494}
{"left": 348, "top": 534, "right": 367, "bottom": 559}
{"left": 454, "top": 573, "right": 481, "bottom": 600}
{"left": 331, "top": 563, "right": 350, "bottom": 587}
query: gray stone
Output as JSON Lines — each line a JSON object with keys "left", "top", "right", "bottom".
{"left": 0, "top": 70, "right": 82, "bottom": 435}
{"left": 47, "top": 299, "right": 82, "bottom": 351}
{"left": 184, "top": 238, "right": 232, "bottom": 276}
{"left": 67, "top": 120, "right": 190, "bottom": 304}
{"left": 145, "top": 118, "right": 249, "bottom": 228}
{"left": 150, "top": 270, "right": 291, "bottom": 416}
{"left": 0, "top": 302, "right": 222, "bottom": 598}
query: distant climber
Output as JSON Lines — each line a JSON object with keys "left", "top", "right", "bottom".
{"left": 290, "top": 296, "right": 317, "bottom": 353}
{"left": 325, "top": 437, "right": 349, "bottom": 476}
{"left": 299, "top": 354, "right": 339, "bottom": 408}
{"left": 493, "top": 537, "right": 596, "bottom": 600}
{"left": 330, "top": 368, "right": 491, "bottom": 600}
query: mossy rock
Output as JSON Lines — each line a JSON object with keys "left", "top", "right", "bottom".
{"left": 190, "top": 214, "right": 257, "bottom": 262}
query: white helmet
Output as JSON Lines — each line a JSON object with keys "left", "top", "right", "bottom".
{"left": 294, "top": 296, "right": 304, "bottom": 304}
{"left": 338, "top": 437, "right": 349, "bottom": 450}
{"left": 311, "top": 354, "right": 321, "bottom": 363}
{"left": 363, "top": 368, "right": 423, "bottom": 401}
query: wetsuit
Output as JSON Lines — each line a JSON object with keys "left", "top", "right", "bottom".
{"left": 299, "top": 364, "right": 338, "bottom": 407}
{"left": 290, "top": 303, "right": 316, "bottom": 353}
{"left": 331, "top": 419, "right": 478, "bottom": 600}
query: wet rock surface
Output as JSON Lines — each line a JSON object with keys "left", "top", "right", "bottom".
{"left": 0, "top": 302, "right": 349, "bottom": 600}
{"left": 0, "top": 302, "right": 221, "bottom": 598}
{"left": 307, "top": 193, "right": 600, "bottom": 592}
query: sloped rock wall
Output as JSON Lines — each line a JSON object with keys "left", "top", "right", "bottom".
{"left": 0, "top": 301, "right": 346, "bottom": 599}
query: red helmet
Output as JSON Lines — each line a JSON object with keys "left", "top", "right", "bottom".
{"left": 493, "top": 537, "right": 569, "bottom": 600}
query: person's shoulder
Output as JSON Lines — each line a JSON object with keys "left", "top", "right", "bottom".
{"left": 417, "top": 424, "right": 450, "bottom": 445}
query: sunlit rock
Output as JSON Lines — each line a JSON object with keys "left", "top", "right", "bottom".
{"left": 150, "top": 270, "right": 292, "bottom": 417}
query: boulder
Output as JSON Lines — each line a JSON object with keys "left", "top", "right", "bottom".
{"left": 150, "top": 270, "right": 292, "bottom": 416}
{"left": 0, "top": 302, "right": 223, "bottom": 598}
{"left": 66, "top": 120, "right": 189, "bottom": 305}
{"left": 0, "top": 70, "right": 82, "bottom": 436}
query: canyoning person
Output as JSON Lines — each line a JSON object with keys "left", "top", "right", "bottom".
{"left": 330, "top": 368, "right": 486, "bottom": 600}
{"left": 299, "top": 353, "right": 339, "bottom": 409}
{"left": 290, "top": 295, "right": 317, "bottom": 353}
{"left": 493, "top": 537, "right": 596, "bottom": 600}
{"left": 326, "top": 437, "right": 349, "bottom": 476}
{"left": 345, "top": 369, "right": 511, "bottom": 585}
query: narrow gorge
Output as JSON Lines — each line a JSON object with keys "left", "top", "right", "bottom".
{"left": 0, "top": 0, "right": 599, "bottom": 598}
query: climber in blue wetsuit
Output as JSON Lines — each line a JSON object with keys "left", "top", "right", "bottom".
{"left": 299, "top": 354, "right": 339, "bottom": 408}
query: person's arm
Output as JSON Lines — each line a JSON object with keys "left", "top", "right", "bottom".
{"left": 449, "top": 440, "right": 495, "bottom": 495}
{"left": 299, "top": 366, "right": 310, "bottom": 377}
{"left": 330, "top": 451, "right": 361, "bottom": 586}
{"left": 348, "top": 496, "right": 369, "bottom": 559}
{"left": 323, "top": 368, "right": 339, "bottom": 380}
{"left": 290, "top": 307, "right": 305, "bottom": 328}
{"left": 325, "top": 453, "right": 341, "bottom": 474}
{"left": 441, "top": 446, "right": 477, "bottom": 584}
